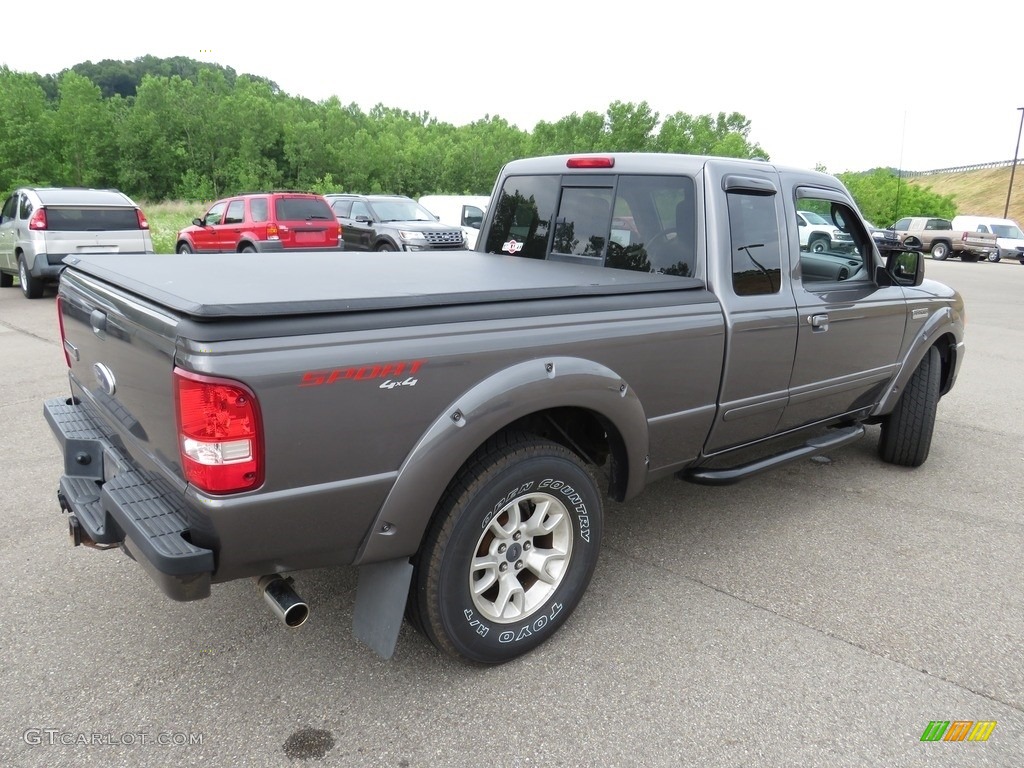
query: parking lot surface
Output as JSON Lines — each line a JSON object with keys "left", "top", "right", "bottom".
{"left": 1, "top": 259, "right": 1021, "bottom": 767}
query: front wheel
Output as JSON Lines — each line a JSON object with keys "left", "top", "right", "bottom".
{"left": 375, "top": 242, "right": 396, "bottom": 252}
{"left": 929, "top": 242, "right": 949, "bottom": 261}
{"left": 411, "top": 433, "right": 603, "bottom": 664}
{"left": 176, "top": 242, "right": 192, "bottom": 254}
{"left": 878, "top": 346, "right": 940, "bottom": 467}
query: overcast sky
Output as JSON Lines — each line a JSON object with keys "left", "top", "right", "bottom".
{"left": 3, "top": 0, "right": 1020, "bottom": 174}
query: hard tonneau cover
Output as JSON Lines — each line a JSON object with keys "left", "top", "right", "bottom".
{"left": 63, "top": 251, "right": 704, "bottom": 319}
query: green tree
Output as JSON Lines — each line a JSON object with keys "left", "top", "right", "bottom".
{"left": 839, "top": 169, "right": 957, "bottom": 226}
{"left": 53, "top": 71, "right": 116, "bottom": 187}
{"left": 0, "top": 67, "right": 59, "bottom": 190}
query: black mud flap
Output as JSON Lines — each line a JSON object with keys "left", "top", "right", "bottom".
{"left": 352, "top": 559, "right": 414, "bottom": 659}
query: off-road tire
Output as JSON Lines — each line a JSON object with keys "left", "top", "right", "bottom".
{"left": 878, "top": 346, "right": 940, "bottom": 467}
{"left": 410, "top": 433, "right": 603, "bottom": 664}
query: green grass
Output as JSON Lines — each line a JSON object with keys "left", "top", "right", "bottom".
{"left": 141, "top": 200, "right": 208, "bottom": 254}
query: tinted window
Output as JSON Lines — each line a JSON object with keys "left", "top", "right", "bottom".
{"left": 249, "top": 198, "right": 269, "bottom": 222}
{"left": 552, "top": 187, "right": 613, "bottom": 259}
{"left": 45, "top": 207, "right": 140, "bottom": 231}
{"left": 462, "top": 205, "right": 484, "bottom": 228}
{"left": 892, "top": 218, "right": 911, "bottom": 231}
{"left": 605, "top": 175, "right": 696, "bottom": 277}
{"left": 275, "top": 198, "right": 332, "bottom": 221}
{"left": 350, "top": 201, "right": 371, "bottom": 219}
{"left": 727, "top": 192, "right": 782, "bottom": 296}
{"left": 926, "top": 219, "right": 950, "bottom": 230}
{"left": 224, "top": 200, "right": 245, "bottom": 225}
{"left": 330, "top": 199, "right": 353, "bottom": 218}
{"left": 483, "top": 175, "right": 559, "bottom": 259}
{"left": 19, "top": 196, "right": 33, "bottom": 219}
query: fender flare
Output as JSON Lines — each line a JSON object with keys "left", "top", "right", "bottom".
{"left": 873, "top": 305, "right": 962, "bottom": 416}
{"left": 355, "top": 356, "right": 649, "bottom": 565}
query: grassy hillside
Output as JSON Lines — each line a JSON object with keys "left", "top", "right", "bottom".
{"left": 908, "top": 164, "right": 1024, "bottom": 224}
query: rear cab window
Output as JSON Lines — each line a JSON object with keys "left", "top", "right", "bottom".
{"left": 483, "top": 173, "right": 698, "bottom": 278}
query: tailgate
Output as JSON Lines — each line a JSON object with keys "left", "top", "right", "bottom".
{"left": 56, "top": 268, "right": 183, "bottom": 484}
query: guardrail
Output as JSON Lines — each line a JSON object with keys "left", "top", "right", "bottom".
{"left": 904, "top": 159, "right": 1024, "bottom": 177}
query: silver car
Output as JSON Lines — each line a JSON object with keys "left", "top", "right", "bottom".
{"left": 0, "top": 187, "right": 154, "bottom": 299}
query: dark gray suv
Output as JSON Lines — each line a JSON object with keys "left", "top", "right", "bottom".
{"left": 326, "top": 194, "right": 465, "bottom": 252}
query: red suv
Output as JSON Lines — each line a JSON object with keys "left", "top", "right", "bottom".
{"left": 175, "top": 192, "right": 343, "bottom": 253}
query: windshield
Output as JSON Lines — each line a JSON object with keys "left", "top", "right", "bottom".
{"left": 800, "top": 211, "right": 830, "bottom": 225}
{"left": 992, "top": 224, "right": 1024, "bottom": 239}
{"left": 370, "top": 200, "right": 436, "bottom": 222}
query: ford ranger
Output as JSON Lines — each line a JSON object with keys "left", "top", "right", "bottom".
{"left": 43, "top": 153, "right": 965, "bottom": 664}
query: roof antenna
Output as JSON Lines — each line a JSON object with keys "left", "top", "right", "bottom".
{"left": 894, "top": 110, "right": 907, "bottom": 220}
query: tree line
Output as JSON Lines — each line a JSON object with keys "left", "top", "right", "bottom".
{"left": 0, "top": 57, "right": 955, "bottom": 226}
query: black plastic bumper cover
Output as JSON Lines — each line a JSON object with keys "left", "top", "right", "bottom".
{"left": 44, "top": 397, "right": 213, "bottom": 601}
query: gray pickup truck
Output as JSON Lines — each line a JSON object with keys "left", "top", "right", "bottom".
{"left": 44, "top": 153, "right": 965, "bottom": 664}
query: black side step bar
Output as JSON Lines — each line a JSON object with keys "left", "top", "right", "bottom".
{"left": 681, "top": 424, "right": 866, "bottom": 486}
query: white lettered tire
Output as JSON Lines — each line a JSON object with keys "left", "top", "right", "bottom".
{"left": 411, "top": 433, "right": 603, "bottom": 664}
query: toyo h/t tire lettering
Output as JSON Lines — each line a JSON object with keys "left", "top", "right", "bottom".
{"left": 878, "top": 345, "right": 940, "bottom": 467}
{"left": 411, "top": 433, "right": 603, "bottom": 664}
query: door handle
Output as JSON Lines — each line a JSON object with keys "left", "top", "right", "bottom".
{"left": 808, "top": 313, "right": 829, "bottom": 332}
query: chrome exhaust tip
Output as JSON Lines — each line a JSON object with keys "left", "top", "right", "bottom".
{"left": 257, "top": 575, "right": 309, "bottom": 628}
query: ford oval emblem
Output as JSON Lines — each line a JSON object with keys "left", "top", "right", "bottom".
{"left": 93, "top": 363, "right": 117, "bottom": 396}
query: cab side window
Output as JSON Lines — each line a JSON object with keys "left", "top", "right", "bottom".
{"left": 727, "top": 192, "right": 782, "bottom": 296}
{"left": 795, "top": 192, "right": 871, "bottom": 285}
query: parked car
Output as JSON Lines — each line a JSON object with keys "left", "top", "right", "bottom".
{"left": 0, "top": 187, "right": 153, "bottom": 299}
{"left": 796, "top": 209, "right": 855, "bottom": 252}
{"left": 326, "top": 194, "right": 465, "bottom": 252}
{"left": 951, "top": 215, "right": 1024, "bottom": 264}
{"left": 175, "top": 192, "right": 342, "bottom": 254}
{"left": 888, "top": 217, "right": 997, "bottom": 262}
{"left": 418, "top": 195, "right": 490, "bottom": 249}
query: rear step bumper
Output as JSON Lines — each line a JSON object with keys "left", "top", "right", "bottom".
{"left": 44, "top": 397, "right": 214, "bottom": 601}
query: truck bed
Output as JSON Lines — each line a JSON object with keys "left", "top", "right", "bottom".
{"left": 63, "top": 251, "right": 705, "bottom": 318}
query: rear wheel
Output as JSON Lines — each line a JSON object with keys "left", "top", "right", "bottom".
{"left": 241, "top": 245, "right": 256, "bottom": 253}
{"left": 878, "top": 346, "right": 940, "bottom": 467}
{"left": 809, "top": 236, "right": 828, "bottom": 253}
{"left": 929, "top": 242, "right": 949, "bottom": 261}
{"left": 18, "top": 255, "right": 44, "bottom": 299}
{"left": 411, "top": 433, "right": 603, "bottom": 664}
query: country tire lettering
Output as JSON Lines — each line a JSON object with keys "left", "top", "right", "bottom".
{"left": 411, "top": 433, "right": 603, "bottom": 664}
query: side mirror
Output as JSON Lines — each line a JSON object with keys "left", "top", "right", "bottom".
{"left": 886, "top": 249, "right": 924, "bottom": 286}
{"left": 355, "top": 215, "right": 372, "bottom": 224}
{"left": 193, "top": 217, "right": 204, "bottom": 227}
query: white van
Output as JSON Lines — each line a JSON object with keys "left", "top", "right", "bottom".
{"left": 418, "top": 195, "right": 490, "bottom": 249}
{"left": 950, "top": 215, "right": 1024, "bottom": 263}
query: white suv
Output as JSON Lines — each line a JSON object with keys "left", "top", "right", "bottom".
{"left": 0, "top": 187, "right": 154, "bottom": 299}
{"left": 796, "top": 210, "right": 855, "bottom": 253}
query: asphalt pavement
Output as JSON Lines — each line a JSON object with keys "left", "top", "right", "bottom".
{"left": 0, "top": 258, "right": 1021, "bottom": 767}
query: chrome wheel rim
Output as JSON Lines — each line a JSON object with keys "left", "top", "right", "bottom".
{"left": 470, "top": 492, "right": 573, "bottom": 623}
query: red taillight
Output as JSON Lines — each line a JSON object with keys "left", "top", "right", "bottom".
{"left": 137, "top": 209, "right": 150, "bottom": 230}
{"left": 29, "top": 209, "right": 47, "bottom": 230}
{"left": 174, "top": 368, "right": 263, "bottom": 493}
{"left": 56, "top": 296, "right": 71, "bottom": 368}
{"left": 266, "top": 223, "right": 280, "bottom": 239}
{"left": 566, "top": 156, "right": 615, "bottom": 169}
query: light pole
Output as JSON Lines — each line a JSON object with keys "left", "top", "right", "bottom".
{"left": 1005, "top": 107, "right": 1024, "bottom": 218}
